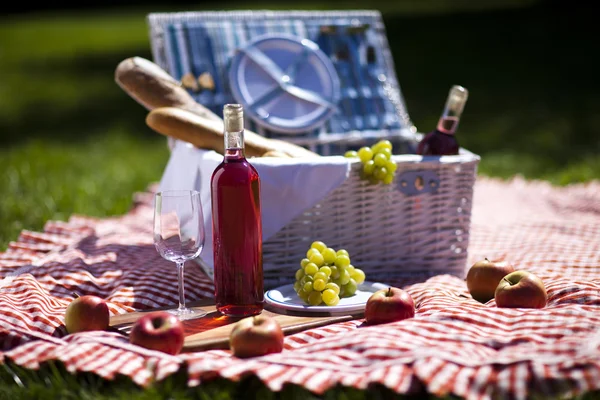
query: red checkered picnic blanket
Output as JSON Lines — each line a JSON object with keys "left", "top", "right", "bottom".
{"left": 1, "top": 177, "right": 599, "bottom": 399}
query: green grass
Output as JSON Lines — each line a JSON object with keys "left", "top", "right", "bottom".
{"left": 0, "top": 360, "right": 427, "bottom": 400}
{"left": 0, "top": 133, "right": 169, "bottom": 245}
{"left": 0, "top": 1, "right": 598, "bottom": 398}
{"left": 0, "top": 7, "right": 168, "bottom": 247}
{"left": 2, "top": 360, "right": 599, "bottom": 400}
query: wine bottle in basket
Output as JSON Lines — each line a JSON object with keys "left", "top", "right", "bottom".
{"left": 211, "top": 104, "right": 264, "bottom": 317}
{"left": 416, "top": 85, "right": 469, "bottom": 156}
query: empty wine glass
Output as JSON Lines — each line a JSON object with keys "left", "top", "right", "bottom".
{"left": 153, "top": 190, "right": 206, "bottom": 320}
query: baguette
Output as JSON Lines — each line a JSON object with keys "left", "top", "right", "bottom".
{"left": 116, "top": 57, "right": 320, "bottom": 158}
{"left": 146, "top": 107, "right": 319, "bottom": 158}
{"left": 115, "top": 57, "right": 222, "bottom": 122}
{"left": 261, "top": 150, "right": 292, "bottom": 158}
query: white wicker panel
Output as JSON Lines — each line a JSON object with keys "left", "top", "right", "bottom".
{"left": 263, "top": 154, "right": 479, "bottom": 287}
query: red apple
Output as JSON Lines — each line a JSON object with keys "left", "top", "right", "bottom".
{"left": 64, "top": 295, "right": 110, "bottom": 334}
{"left": 129, "top": 311, "right": 185, "bottom": 355}
{"left": 466, "top": 258, "right": 515, "bottom": 303}
{"left": 494, "top": 270, "right": 547, "bottom": 309}
{"left": 229, "top": 314, "right": 284, "bottom": 358}
{"left": 364, "top": 287, "right": 415, "bottom": 325}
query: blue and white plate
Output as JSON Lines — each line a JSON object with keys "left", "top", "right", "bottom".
{"left": 229, "top": 33, "right": 340, "bottom": 134}
{"left": 264, "top": 281, "right": 388, "bottom": 315}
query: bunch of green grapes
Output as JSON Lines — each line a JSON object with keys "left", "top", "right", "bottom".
{"left": 293, "top": 241, "right": 366, "bottom": 306}
{"left": 344, "top": 139, "right": 397, "bottom": 185}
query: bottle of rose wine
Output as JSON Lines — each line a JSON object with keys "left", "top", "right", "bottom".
{"left": 416, "top": 85, "right": 469, "bottom": 156}
{"left": 211, "top": 104, "right": 263, "bottom": 317}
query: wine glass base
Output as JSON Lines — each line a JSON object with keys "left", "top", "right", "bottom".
{"left": 166, "top": 307, "right": 207, "bottom": 321}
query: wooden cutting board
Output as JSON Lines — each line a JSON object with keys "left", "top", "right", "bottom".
{"left": 110, "top": 300, "right": 362, "bottom": 352}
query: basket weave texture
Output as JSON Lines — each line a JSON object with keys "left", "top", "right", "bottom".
{"left": 263, "top": 153, "right": 479, "bottom": 287}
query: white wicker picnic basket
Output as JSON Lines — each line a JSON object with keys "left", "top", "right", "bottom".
{"left": 147, "top": 10, "right": 480, "bottom": 287}
{"left": 260, "top": 153, "right": 478, "bottom": 286}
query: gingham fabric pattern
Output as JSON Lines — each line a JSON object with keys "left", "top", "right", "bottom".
{"left": 1, "top": 177, "right": 600, "bottom": 399}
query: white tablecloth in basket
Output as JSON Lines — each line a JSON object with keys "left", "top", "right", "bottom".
{"left": 159, "top": 141, "right": 352, "bottom": 273}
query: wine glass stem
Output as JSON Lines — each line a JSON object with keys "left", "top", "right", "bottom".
{"left": 176, "top": 261, "right": 186, "bottom": 311}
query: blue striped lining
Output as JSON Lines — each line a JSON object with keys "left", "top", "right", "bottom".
{"left": 148, "top": 11, "right": 417, "bottom": 155}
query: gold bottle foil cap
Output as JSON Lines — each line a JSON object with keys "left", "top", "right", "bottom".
{"left": 223, "top": 104, "right": 244, "bottom": 132}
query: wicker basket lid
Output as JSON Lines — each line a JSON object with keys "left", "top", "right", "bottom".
{"left": 147, "top": 10, "right": 417, "bottom": 154}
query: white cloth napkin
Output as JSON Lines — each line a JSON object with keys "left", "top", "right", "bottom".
{"left": 158, "top": 141, "right": 352, "bottom": 274}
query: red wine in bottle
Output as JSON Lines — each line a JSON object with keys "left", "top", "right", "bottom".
{"left": 211, "top": 104, "right": 263, "bottom": 317}
{"left": 417, "top": 85, "right": 469, "bottom": 156}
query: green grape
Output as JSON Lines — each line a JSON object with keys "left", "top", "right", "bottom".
{"left": 371, "top": 141, "right": 383, "bottom": 154}
{"left": 306, "top": 248, "right": 320, "bottom": 259}
{"left": 346, "top": 264, "right": 355, "bottom": 275}
{"left": 293, "top": 281, "right": 301, "bottom": 293}
{"left": 357, "top": 147, "right": 374, "bottom": 163}
{"left": 327, "top": 295, "right": 340, "bottom": 306}
{"left": 319, "top": 266, "right": 332, "bottom": 277}
{"left": 303, "top": 281, "right": 313, "bottom": 292}
{"left": 379, "top": 148, "right": 392, "bottom": 159}
{"left": 343, "top": 278, "right": 358, "bottom": 297}
{"left": 322, "top": 248, "right": 337, "bottom": 264}
{"left": 344, "top": 150, "right": 358, "bottom": 158}
{"left": 295, "top": 268, "right": 305, "bottom": 281}
{"left": 304, "top": 262, "right": 319, "bottom": 276}
{"left": 352, "top": 268, "right": 366, "bottom": 284}
{"left": 363, "top": 160, "right": 376, "bottom": 176}
{"left": 385, "top": 160, "right": 397, "bottom": 173}
{"left": 325, "top": 282, "right": 340, "bottom": 295}
{"left": 329, "top": 265, "right": 340, "bottom": 279}
{"left": 308, "top": 291, "right": 323, "bottom": 306}
{"left": 373, "top": 153, "right": 388, "bottom": 167}
{"left": 377, "top": 139, "right": 393, "bottom": 151}
{"left": 313, "top": 271, "right": 328, "bottom": 282}
{"left": 338, "top": 269, "right": 351, "bottom": 285}
{"left": 300, "top": 258, "right": 310, "bottom": 268}
{"left": 335, "top": 255, "right": 351, "bottom": 269}
{"left": 313, "top": 279, "right": 326, "bottom": 292}
{"left": 301, "top": 274, "right": 314, "bottom": 284}
{"left": 322, "top": 289, "right": 338, "bottom": 305}
{"left": 383, "top": 173, "right": 394, "bottom": 185}
{"left": 374, "top": 166, "right": 388, "bottom": 181}
{"left": 310, "top": 241, "right": 327, "bottom": 253}
{"left": 338, "top": 284, "right": 346, "bottom": 298}
{"left": 309, "top": 252, "right": 325, "bottom": 268}
{"left": 298, "top": 289, "right": 310, "bottom": 302}
{"left": 336, "top": 249, "right": 349, "bottom": 257}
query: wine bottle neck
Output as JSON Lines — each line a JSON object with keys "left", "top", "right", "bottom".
{"left": 437, "top": 85, "right": 468, "bottom": 135}
{"left": 223, "top": 104, "right": 245, "bottom": 155}
{"left": 224, "top": 129, "right": 244, "bottom": 151}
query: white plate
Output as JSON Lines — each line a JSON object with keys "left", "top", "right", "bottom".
{"left": 264, "top": 281, "right": 388, "bottom": 315}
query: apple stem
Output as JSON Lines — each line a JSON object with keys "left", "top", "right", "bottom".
{"left": 387, "top": 287, "right": 392, "bottom": 297}
{"left": 72, "top": 292, "right": 80, "bottom": 299}
{"left": 152, "top": 317, "right": 163, "bottom": 329}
